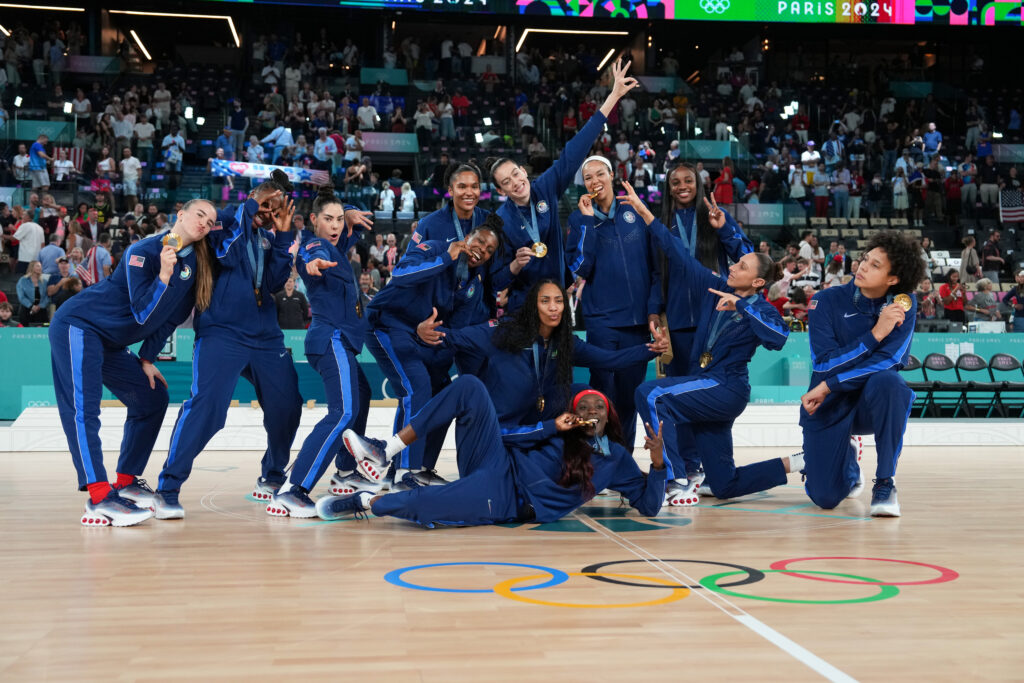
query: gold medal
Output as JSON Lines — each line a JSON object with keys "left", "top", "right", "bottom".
{"left": 537, "top": 396, "right": 545, "bottom": 412}
{"left": 894, "top": 293, "right": 912, "bottom": 312}
{"left": 699, "top": 352, "right": 712, "bottom": 368}
{"left": 532, "top": 241, "right": 548, "bottom": 258}
{"left": 162, "top": 232, "right": 183, "bottom": 252}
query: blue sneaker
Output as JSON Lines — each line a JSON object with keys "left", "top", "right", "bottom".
{"left": 315, "top": 491, "right": 372, "bottom": 521}
{"left": 392, "top": 470, "right": 430, "bottom": 493}
{"left": 81, "top": 490, "right": 153, "bottom": 527}
{"left": 329, "top": 470, "right": 383, "bottom": 496}
{"left": 153, "top": 490, "right": 185, "bottom": 520}
{"left": 344, "top": 429, "right": 391, "bottom": 483}
{"left": 267, "top": 488, "right": 318, "bottom": 518}
{"left": 869, "top": 478, "right": 900, "bottom": 517}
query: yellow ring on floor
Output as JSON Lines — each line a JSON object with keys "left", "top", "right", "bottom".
{"left": 493, "top": 572, "right": 691, "bottom": 609}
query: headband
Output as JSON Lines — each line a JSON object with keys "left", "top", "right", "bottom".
{"left": 580, "top": 155, "right": 613, "bottom": 174}
{"left": 572, "top": 388, "right": 610, "bottom": 412}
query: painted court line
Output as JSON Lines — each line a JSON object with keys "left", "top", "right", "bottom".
{"left": 572, "top": 511, "right": 858, "bottom": 683}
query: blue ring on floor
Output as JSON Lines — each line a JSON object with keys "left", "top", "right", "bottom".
{"left": 384, "top": 562, "right": 570, "bottom": 593}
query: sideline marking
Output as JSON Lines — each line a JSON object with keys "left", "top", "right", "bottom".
{"left": 572, "top": 510, "right": 857, "bottom": 683}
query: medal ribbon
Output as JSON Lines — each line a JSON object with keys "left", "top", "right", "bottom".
{"left": 592, "top": 199, "right": 617, "bottom": 224}
{"left": 519, "top": 201, "right": 541, "bottom": 245}
{"left": 674, "top": 208, "right": 698, "bottom": 255}
{"left": 590, "top": 435, "right": 610, "bottom": 456}
{"left": 247, "top": 229, "right": 266, "bottom": 299}
{"left": 532, "top": 340, "right": 554, "bottom": 406}
{"left": 451, "top": 208, "right": 470, "bottom": 282}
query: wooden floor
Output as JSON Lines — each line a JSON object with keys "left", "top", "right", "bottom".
{"left": 1, "top": 444, "right": 1021, "bottom": 681}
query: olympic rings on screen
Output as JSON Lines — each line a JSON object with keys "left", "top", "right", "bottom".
{"left": 700, "top": 570, "right": 900, "bottom": 604}
{"left": 768, "top": 557, "right": 960, "bottom": 586}
{"left": 383, "top": 562, "right": 569, "bottom": 594}
{"left": 494, "top": 573, "right": 691, "bottom": 609}
{"left": 580, "top": 559, "right": 766, "bottom": 590}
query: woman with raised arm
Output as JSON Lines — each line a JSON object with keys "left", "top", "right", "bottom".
{"left": 488, "top": 59, "right": 639, "bottom": 314}
{"left": 616, "top": 181, "right": 795, "bottom": 507}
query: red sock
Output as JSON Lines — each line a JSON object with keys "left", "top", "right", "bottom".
{"left": 87, "top": 482, "right": 112, "bottom": 504}
{"left": 115, "top": 473, "right": 136, "bottom": 489}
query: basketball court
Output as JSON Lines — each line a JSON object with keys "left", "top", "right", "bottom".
{"left": 2, "top": 418, "right": 1020, "bottom": 680}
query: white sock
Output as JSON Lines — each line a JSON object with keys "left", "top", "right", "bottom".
{"left": 277, "top": 481, "right": 295, "bottom": 495}
{"left": 336, "top": 469, "right": 354, "bottom": 478}
{"left": 384, "top": 435, "right": 406, "bottom": 458}
{"left": 788, "top": 452, "right": 805, "bottom": 473}
{"left": 394, "top": 468, "right": 410, "bottom": 482}
{"left": 357, "top": 491, "right": 373, "bottom": 510}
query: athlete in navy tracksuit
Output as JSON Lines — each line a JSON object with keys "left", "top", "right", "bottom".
{"left": 316, "top": 376, "right": 666, "bottom": 527}
{"left": 49, "top": 199, "right": 216, "bottom": 526}
{"left": 656, "top": 163, "right": 754, "bottom": 377}
{"left": 621, "top": 182, "right": 792, "bottom": 506}
{"left": 154, "top": 186, "right": 302, "bottom": 518}
{"left": 364, "top": 224, "right": 501, "bottom": 487}
{"left": 798, "top": 231, "right": 924, "bottom": 517}
{"left": 263, "top": 188, "right": 371, "bottom": 516}
{"left": 425, "top": 293, "right": 663, "bottom": 430}
{"left": 490, "top": 59, "right": 639, "bottom": 314}
{"left": 566, "top": 155, "right": 659, "bottom": 447}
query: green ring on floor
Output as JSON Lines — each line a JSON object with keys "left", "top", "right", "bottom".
{"left": 699, "top": 569, "right": 900, "bottom": 604}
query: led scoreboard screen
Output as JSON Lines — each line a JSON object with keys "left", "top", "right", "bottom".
{"left": 206, "top": 0, "right": 1023, "bottom": 25}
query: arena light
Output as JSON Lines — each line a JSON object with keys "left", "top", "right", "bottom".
{"left": 482, "top": 117, "right": 492, "bottom": 126}
{"left": 130, "top": 30, "right": 152, "bottom": 61}
{"left": 596, "top": 49, "right": 616, "bottom": 72}
{"left": 185, "top": 106, "right": 194, "bottom": 120}
{"left": 474, "top": 133, "right": 484, "bottom": 144}
{"left": 0, "top": 3, "right": 85, "bottom": 10}
{"left": 992, "top": 131, "right": 1004, "bottom": 139}
{"left": 14, "top": 96, "right": 23, "bottom": 107}
{"left": 515, "top": 28, "right": 629, "bottom": 53}
{"left": 63, "top": 102, "right": 72, "bottom": 114}
{"left": 109, "top": 10, "right": 240, "bottom": 48}
{"left": 197, "top": 116, "right": 206, "bottom": 126}
{"left": 0, "top": 23, "right": 9, "bottom": 36}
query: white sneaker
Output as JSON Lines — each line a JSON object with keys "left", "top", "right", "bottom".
{"left": 152, "top": 491, "right": 185, "bottom": 520}
{"left": 696, "top": 485, "right": 714, "bottom": 497}
{"left": 251, "top": 477, "right": 281, "bottom": 502}
{"left": 343, "top": 430, "right": 391, "bottom": 483}
{"left": 665, "top": 478, "right": 699, "bottom": 507}
{"left": 847, "top": 467, "right": 865, "bottom": 499}
{"left": 869, "top": 478, "right": 901, "bottom": 517}
{"left": 81, "top": 492, "right": 153, "bottom": 527}
{"left": 329, "top": 470, "right": 382, "bottom": 496}
{"left": 115, "top": 478, "right": 156, "bottom": 508}
{"left": 266, "top": 489, "right": 318, "bottom": 518}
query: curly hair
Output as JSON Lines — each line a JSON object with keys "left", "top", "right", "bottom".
{"left": 492, "top": 279, "right": 575, "bottom": 410}
{"left": 558, "top": 404, "right": 625, "bottom": 501}
{"left": 467, "top": 212, "right": 505, "bottom": 254}
{"left": 865, "top": 230, "right": 926, "bottom": 295}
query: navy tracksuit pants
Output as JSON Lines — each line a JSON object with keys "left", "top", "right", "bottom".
{"left": 371, "top": 376, "right": 520, "bottom": 527}
{"left": 662, "top": 327, "right": 702, "bottom": 478}
{"left": 802, "top": 370, "right": 914, "bottom": 509}
{"left": 365, "top": 326, "right": 451, "bottom": 472}
{"left": 158, "top": 334, "right": 302, "bottom": 491}
{"left": 50, "top": 321, "right": 169, "bottom": 489}
{"left": 289, "top": 335, "right": 370, "bottom": 492}
{"left": 637, "top": 374, "right": 788, "bottom": 498}
{"left": 586, "top": 323, "right": 649, "bottom": 448}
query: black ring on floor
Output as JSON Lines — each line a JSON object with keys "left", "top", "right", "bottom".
{"left": 580, "top": 559, "right": 767, "bottom": 589}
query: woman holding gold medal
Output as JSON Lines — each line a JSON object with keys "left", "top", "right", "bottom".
{"left": 797, "top": 231, "right": 923, "bottom": 518}
{"left": 565, "top": 155, "right": 661, "bottom": 450}
{"left": 488, "top": 59, "right": 639, "bottom": 315}
{"left": 616, "top": 181, "right": 798, "bottom": 506}
{"left": 48, "top": 199, "right": 217, "bottom": 526}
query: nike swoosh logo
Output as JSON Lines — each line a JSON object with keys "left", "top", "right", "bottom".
{"left": 446, "top": 237, "right": 457, "bottom": 242}
{"left": 844, "top": 312, "right": 858, "bottom": 318}
{"left": 279, "top": 351, "right": 288, "bottom": 357}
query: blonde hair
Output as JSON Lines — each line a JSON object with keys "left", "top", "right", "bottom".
{"left": 976, "top": 278, "right": 992, "bottom": 292}
{"left": 180, "top": 199, "right": 216, "bottom": 312}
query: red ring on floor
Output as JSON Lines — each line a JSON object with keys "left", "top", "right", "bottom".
{"left": 769, "top": 557, "right": 959, "bottom": 586}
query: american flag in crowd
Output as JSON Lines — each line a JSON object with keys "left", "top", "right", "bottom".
{"left": 209, "top": 159, "right": 329, "bottom": 186}
{"left": 54, "top": 147, "right": 85, "bottom": 172}
{"left": 999, "top": 189, "right": 1024, "bottom": 223}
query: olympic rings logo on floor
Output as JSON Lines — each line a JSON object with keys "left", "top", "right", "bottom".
{"left": 383, "top": 557, "right": 958, "bottom": 609}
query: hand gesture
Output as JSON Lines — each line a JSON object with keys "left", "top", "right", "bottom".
{"left": 554, "top": 412, "right": 584, "bottom": 432}
{"left": 608, "top": 59, "right": 639, "bottom": 102}
{"left": 643, "top": 420, "right": 665, "bottom": 469}
{"left": 872, "top": 303, "right": 905, "bottom": 341}
{"left": 509, "top": 246, "right": 534, "bottom": 275}
{"left": 616, "top": 180, "right": 654, "bottom": 224}
{"left": 647, "top": 319, "right": 670, "bottom": 354}
{"left": 272, "top": 197, "right": 296, "bottom": 233}
{"left": 157, "top": 244, "right": 177, "bottom": 284}
{"left": 141, "top": 359, "right": 169, "bottom": 390}
{"left": 447, "top": 239, "right": 468, "bottom": 261}
{"left": 305, "top": 258, "right": 337, "bottom": 277}
{"left": 344, "top": 207, "right": 374, "bottom": 237}
{"left": 703, "top": 194, "right": 726, "bottom": 229}
{"left": 251, "top": 186, "right": 283, "bottom": 214}
{"left": 801, "top": 381, "right": 830, "bottom": 416}
{"left": 578, "top": 193, "right": 594, "bottom": 217}
{"left": 417, "top": 307, "right": 445, "bottom": 345}
{"left": 708, "top": 288, "right": 740, "bottom": 311}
